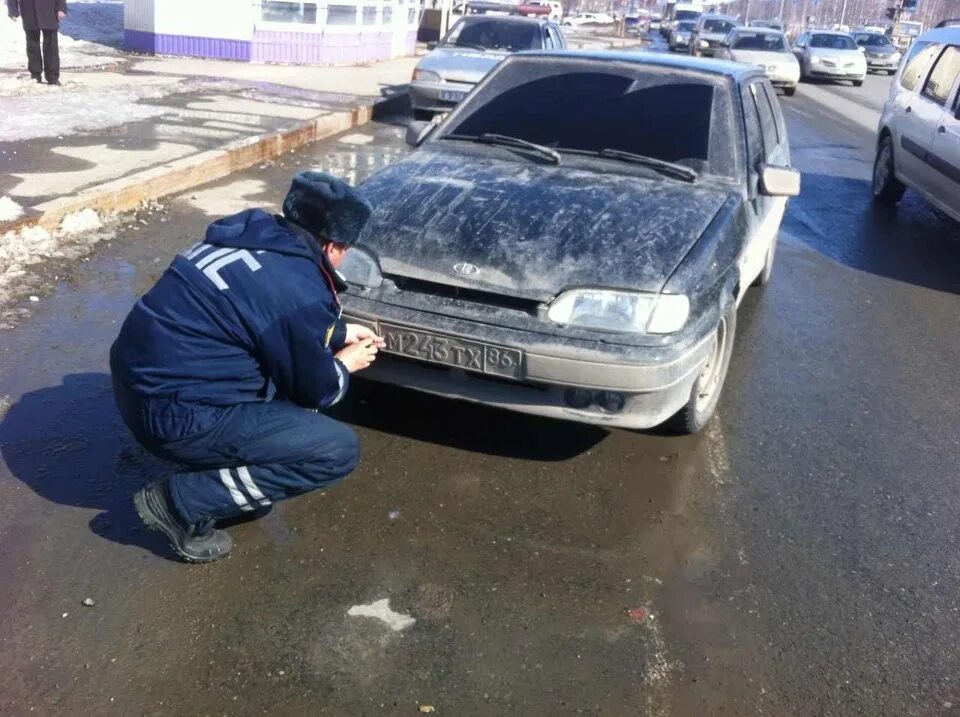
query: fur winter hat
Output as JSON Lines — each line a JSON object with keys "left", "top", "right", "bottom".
{"left": 282, "top": 171, "right": 372, "bottom": 246}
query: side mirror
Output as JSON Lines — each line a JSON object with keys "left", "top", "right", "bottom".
{"left": 405, "top": 120, "right": 434, "bottom": 147}
{"left": 759, "top": 164, "right": 801, "bottom": 197}
{"left": 426, "top": 41, "right": 438, "bottom": 50}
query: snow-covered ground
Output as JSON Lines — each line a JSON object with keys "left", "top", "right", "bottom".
{"left": 0, "top": 0, "right": 123, "bottom": 82}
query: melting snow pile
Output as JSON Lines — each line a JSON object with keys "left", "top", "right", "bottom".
{"left": 60, "top": 208, "right": 103, "bottom": 235}
{"left": 0, "top": 197, "right": 24, "bottom": 222}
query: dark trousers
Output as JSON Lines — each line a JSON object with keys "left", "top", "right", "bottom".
{"left": 25, "top": 28, "right": 60, "bottom": 82}
{"left": 113, "top": 382, "right": 360, "bottom": 525}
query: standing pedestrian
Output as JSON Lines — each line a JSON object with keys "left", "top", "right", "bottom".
{"left": 110, "top": 172, "right": 385, "bottom": 563}
{"left": 6, "top": 0, "right": 67, "bottom": 85}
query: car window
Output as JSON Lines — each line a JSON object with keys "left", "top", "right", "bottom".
{"left": 855, "top": 33, "right": 893, "bottom": 47}
{"left": 899, "top": 41, "right": 939, "bottom": 91}
{"left": 921, "top": 45, "right": 960, "bottom": 106}
{"left": 794, "top": 33, "right": 807, "bottom": 47}
{"left": 548, "top": 26, "right": 563, "bottom": 47}
{"left": 762, "top": 81, "right": 787, "bottom": 143}
{"left": 676, "top": 10, "right": 700, "bottom": 21}
{"left": 740, "top": 83, "right": 764, "bottom": 169}
{"left": 731, "top": 32, "right": 787, "bottom": 51}
{"left": 677, "top": 21, "right": 696, "bottom": 31}
{"left": 809, "top": 34, "right": 857, "bottom": 50}
{"left": 751, "top": 82, "right": 779, "bottom": 156}
{"left": 442, "top": 60, "right": 739, "bottom": 178}
{"left": 703, "top": 18, "right": 736, "bottom": 33}
{"left": 543, "top": 27, "right": 554, "bottom": 49}
{"left": 445, "top": 19, "right": 543, "bottom": 51}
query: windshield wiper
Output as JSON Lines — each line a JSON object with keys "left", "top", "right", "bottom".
{"left": 597, "top": 148, "right": 698, "bottom": 182}
{"left": 445, "top": 133, "right": 561, "bottom": 164}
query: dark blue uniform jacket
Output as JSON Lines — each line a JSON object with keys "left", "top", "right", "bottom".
{"left": 110, "top": 209, "right": 349, "bottom": 441}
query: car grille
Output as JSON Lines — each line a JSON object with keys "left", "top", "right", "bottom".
{"left": 822, "top": 59, "right": 837, "bottom": 68}
{"left": 387, "top": 275, "right": 543, "bottom": 315}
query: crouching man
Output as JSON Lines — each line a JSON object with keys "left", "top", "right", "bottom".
{"left": 110, "top": 172, "right": 384, "bottom": 563}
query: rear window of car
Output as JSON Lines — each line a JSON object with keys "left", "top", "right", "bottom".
{"left": 440, "top": 59, "right": 738, "bottom": 179}
{"left": 732, "top": 32, "right": 787, "bottom": 51}
{"left": 445, "top": 19, "right": 542, "bottom": 51}
{"left": 921, "top": 45, "right": 960, "bottom": 105}
{"left": 809, "top": 34, "right": 857, "bottom": 49}
{"left": 677, "top": 21, "right": 696, "bottom": 30}
{"left": 854, "top": 33, "right": 893, "bottom": 47}
{"left": 676, "top": 10, "right": 700, "bottom": 21}
{"left": 899, "top": 41, "right": 940, "bottom": 91}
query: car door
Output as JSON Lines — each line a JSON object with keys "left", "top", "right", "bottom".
{"left": 891, "top": 41, "right": 943, "bottom": 191}
{"left": 920, "top": 45, "right": 960, "bottom": 216}
{"left": 738, "top": 78, "right": 788, "bottom": 290}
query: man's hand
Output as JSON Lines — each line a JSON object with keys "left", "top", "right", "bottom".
{"left": 344, "top": 323, "right": 385, "bottom": 348}
{"left": 336, "top": 340, "right": 379, "bottom": 373}
{"left": 57, "top": 10, "right": 65, "bottom": 19}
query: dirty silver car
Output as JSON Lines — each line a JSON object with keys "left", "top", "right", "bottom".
{"left": 409, "top": 16, "right": 566, "bottom": 120}
{"left": 341, "top": 51, "right": 800, "bottom": 433}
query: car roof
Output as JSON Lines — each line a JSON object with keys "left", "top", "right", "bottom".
{"left": 518, "top": 49, "right": 762, "bottom": 80}
{"left": 808, "top": 30, "right": 855, "bottom": 36}
{"left": 460, "top": 14, "right": 550, "bottom": 25}
{"left": 700, "top": 13, "right": 739, "bottom": 21}
{"left": 916, "top": 25, "right": 960, "bottom": 43}
{"left": 733, "top": 26, "right": 784, "bottom": 34}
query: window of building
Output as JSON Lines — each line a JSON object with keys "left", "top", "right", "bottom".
{"left": 327, "top": 4, "right": 359, "bottom": 24}
{"left": 262, "top": 1, "right": 318, "bottom": 23}
{"left": 362, "top": 5, "right": 379, "bottom": 24}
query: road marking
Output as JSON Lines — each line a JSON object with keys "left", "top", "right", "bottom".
{"left": 795, "top": 83, "right": 881, "bottom": 133}
{"left": 347, "top": 598, "right": 416, "bottom": 631}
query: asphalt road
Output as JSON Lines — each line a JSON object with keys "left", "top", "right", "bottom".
{"left": 1, "top": 44, "right": 959, "bottom": 716}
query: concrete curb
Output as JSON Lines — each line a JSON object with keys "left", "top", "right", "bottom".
{"left": 1, "top": 90, "right": 409, "bottom": 236}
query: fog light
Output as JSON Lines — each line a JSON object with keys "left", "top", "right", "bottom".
{"left": 595, "top": 391, "right": 626, "bottom": 414}
{"left": 564, "top": 387, "right": 593, "bottom": 409}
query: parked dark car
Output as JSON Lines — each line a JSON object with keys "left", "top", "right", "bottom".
{"left": 340, "top": 51, "right": 800, "bottom": 433}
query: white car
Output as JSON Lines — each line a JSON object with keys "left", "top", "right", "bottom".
{"left": 872, "top": 24, "right": 960, "bottom": 221}
{"left": 793, "top": 30, "right": 867, "bottom": 85}
{"left": 561, "top": 12, "right": 615, "bottom": 26}
{"left": 529, "top": 0, "right": 562, "bottom": 21}
{"left": 716, "top": 27, "right": 800, "bottom": 95}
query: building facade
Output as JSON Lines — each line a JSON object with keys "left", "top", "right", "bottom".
{"left": 123, "top": 0, "right": 420, "bottom": 65}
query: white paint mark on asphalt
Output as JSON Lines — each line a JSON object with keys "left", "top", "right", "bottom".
{"left": 338, "top": 132, "right": 374, "bottom": 145}
{"left": 347, "top": 598, "right": 415, "bottom": 631}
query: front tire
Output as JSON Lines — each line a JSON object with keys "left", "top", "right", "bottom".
{"left": 664, "top": 304, "right": 736, "bottom": 435}
{"left": 872, "top": 134, "right": 906, "bottom": 204}
{"left": 784, "top": 85, "right": 797, "bottom": 96}
{"left": 853, "top": 79, "right": 864, "bottom": 87}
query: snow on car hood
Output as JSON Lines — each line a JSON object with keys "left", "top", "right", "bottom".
{"left": 416, "top": 47, "right": 508, "bottom": 84}
{"left": 357, "top": 148, "right": 732, "bottom": 300}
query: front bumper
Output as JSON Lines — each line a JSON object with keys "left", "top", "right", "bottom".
{"left": 865, "top": 56, "right": 899, "bottom": 69}
{"left": 409, "top": 80, "right": 475, "bottom": 113}
{"left": 342, "top": 298, "right": 715, "bottom": 430}
{"left": 808, "top": 63, "right": 866, "bottom": 80}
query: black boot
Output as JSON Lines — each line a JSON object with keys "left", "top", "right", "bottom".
{"left": 134, "top": 478, "right": 233, "bottom": 563}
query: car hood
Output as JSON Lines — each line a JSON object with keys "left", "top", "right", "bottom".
{"left": 357, "top": 149, "right": 733, "bottom": 301}
{"left": 807, "top": 47, "right": 864, "bottom": 62}
{"left": 730, "top": 49, "right": 797, "bottom": 65}
{"left": 416, "top": 47, "right": 510, "bottom": 83}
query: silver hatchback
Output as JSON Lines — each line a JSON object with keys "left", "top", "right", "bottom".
{"left": 410, "top": 16, "right": 566, "bottom": 120}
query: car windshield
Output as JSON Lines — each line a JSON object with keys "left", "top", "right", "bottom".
{"left": 703, "top": 19, "right": 736, "bottom": 33}
{"left": 443, "top": 19, "right": 542, "bottom": 51}
{"left": 677, "top": 20, "right": 696, "bottom": 30}
{"left": 439, "top": 59, "right": 737, "bottom": 179}
{"left": 809, "top": 33, "right": 858, "bottom": 49}
{"left": 676, "top": 10, "right": 701, "bottom": 21}
{"left": 732, "top": 32, "right": 787, "bottom": 51}
{"left": 854, "top": 33, "right": 893, "bottom": 47}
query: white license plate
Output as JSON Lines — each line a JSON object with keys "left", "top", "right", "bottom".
{"left": 380, "top": 323, "right": 523, "bottom": 379}
{"left": 439, "top": 90, "right": 466, "bottom": 102}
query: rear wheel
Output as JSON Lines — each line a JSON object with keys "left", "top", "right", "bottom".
{"left": 664, "top": 305, "right": 736, "bottom": 435}
{"left": 872, "top": 134, "right": 906, "bottom": 204}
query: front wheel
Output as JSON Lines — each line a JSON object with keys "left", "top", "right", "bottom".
{"left": 872, "top": 134, "right": 906, "bottom": 203}
{"left": 853, "top": 79, "right": 864, "bottom": 87}
{"left": 663, "top": 305, "right": 737, "bottom": 435}
{"left": 784, "top": 85, "right": 797, "bottom": 97}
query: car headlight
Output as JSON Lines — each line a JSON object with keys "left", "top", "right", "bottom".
{"left": 412, "top": 68, "right": 441, "bottom": 83}
{"left": 891, "top": 51, "right": 901, "bottom": 62}
{"left": 546, "top": 289, "right": 689, "bottom": 334}
{"left": 339, "top": 247, "right": 383, "bottom": 289}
